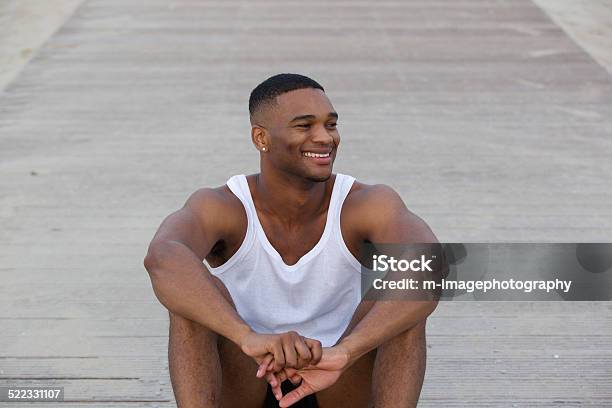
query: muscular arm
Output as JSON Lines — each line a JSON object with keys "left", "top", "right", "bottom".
{"left": 144, "top": 188, "right": 322, "bottom": 380}
{"left": 338, "top": 185, "right": 441, "bottom": 365}
{"left": 270, "top": 185, "right": 441, "bottom": 407}
{"left": 143, "top": 188, "right": 252, "bottom": 345}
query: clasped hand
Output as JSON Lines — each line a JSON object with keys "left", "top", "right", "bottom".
{"left": 239, "top": 331, "right": 350, "bottom": 407}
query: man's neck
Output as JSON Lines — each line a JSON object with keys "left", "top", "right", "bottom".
{"left": 251, "top": 170, "right": 333, "bottom": 225}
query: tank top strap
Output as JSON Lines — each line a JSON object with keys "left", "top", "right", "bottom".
{"left": 227, "top": 174, "right": 261, "bottom": 237}
{"left": 206, "top": 174, "right": 255, "bottom": 274}
{"left": 330, "top": 173, "right": 356, "bottom": 219}
{"left": 329, "top": 173, "right": 361, "bottom": 270}
{"left": 227, "top": 174, "right": 255, "bottom": 218}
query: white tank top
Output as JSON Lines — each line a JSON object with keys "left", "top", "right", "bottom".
{"left": 204, "top": 174, "right": 363, "bottom": 347}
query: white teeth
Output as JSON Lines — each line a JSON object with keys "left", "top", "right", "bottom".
{"left": 303, "top": 152, "right": 330, "bottom": 158}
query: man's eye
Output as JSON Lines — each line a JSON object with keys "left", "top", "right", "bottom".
{"left": 296, "top": 124, "right": 311, "bottom": 128}
{"left": 327, "top": 123, "right": 337, "bottom": 129}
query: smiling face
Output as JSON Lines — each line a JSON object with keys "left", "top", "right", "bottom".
{"left": 251, "top": 88, "right": 340, "bottom": 182}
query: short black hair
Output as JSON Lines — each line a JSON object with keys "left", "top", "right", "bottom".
{"left": 249, "top": 73, "right": 325, "bottom": 119}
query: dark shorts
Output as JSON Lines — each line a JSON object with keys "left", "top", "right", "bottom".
{"left": 263, "top": 380, "right": 318, "bottom": 408}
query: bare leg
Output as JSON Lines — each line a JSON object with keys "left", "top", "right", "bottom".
{"left": 168, "top": 277, "right": 268, "bottom": 408}
{"left": 372, "top": 320, "right": 426, "bottom": 407}
{"left": 317, "top": 301, "right": 427, "bottom": 407}
{"left": 168, "top": 311, "right": 222, "bottom": 407}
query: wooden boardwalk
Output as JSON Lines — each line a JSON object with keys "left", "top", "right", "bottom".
{"left": 1, "top": 0, "right": 611, "bottom": 406}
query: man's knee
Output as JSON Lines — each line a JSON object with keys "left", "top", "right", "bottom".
{"left": 409, "top": 319, "right": 426, "bottom": 337}
{"left": 395, "top": 319, "right": 426, "bottom": 344}
{"left": 169, "top": 310, "right": 198, "bottom": 328}
{"left": 377, "top": 319, "right": 427, "bottom": 359}
{"left": 168, "top": 311, "right": 218, "bottom": 343}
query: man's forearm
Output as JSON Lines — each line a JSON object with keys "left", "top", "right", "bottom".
{"left": 337, "top": 300, "right": 437, "bottom": 365}
{"left": 144, "top": 240, "right": 252, "bottom": 345}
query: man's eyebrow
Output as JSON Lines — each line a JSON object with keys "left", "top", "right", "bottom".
{"left": 289, "top": 114, "right": 316, "bottom": 123}
{"left": 289, "top": 112, "right": 339, "bottom": 123}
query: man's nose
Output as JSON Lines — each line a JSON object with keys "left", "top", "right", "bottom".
{"left": 311, "top": 123, "right": 334, "bottom": 144}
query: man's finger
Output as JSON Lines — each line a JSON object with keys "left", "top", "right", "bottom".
{"left": 304, "top": 338, "right": 323, "bottom": 365}
{"left": 265, "top": 372, "right": 283, "bottom": 400}
{"left": 279, "top": 382, "right": 314, "bottom": 407}
{"left": 266, "top": 369, "right": 289, "bottom": 384}
{"left": 282, "top": 337, "right": 298, "bottom": 368}
{"left": 283, "top": 367, "right": 301, "bottom": 384}
{"left": 257, "top": 354, "right": 274, "bottom": 378}
{"left": 284, "top": 367, "right": 298, "bottom": 377}
{"left": 265, "top": 371, "right": 278, "bottom": 388}
{"left": 294, "top": 337, "right": 312, "bottom": 366}
{"left": 271, "top": 342, "right": 285, "bottom": 372}
{"left": 289, "top": 373, "right": 302, "bottom": 385}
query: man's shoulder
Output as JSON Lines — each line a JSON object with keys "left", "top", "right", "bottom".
{"left": 184, "top": 183, "right": 245, "bottom": 225}
{"left": 342, "top": 180, "right": 406, "bottom": 230}
{"left": 344, "top": 180, "right": 405, "bottom": 213}
{"left": 342, "top": 180, "right": 432, "bottom": 242}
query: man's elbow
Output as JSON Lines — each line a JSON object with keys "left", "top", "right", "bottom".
{"left": 143, "top": 240, "right": 176, "bottom": 277}
{"left": 143, "top": 253, "right": 157, "bottom": 276}
{"left": 143, "top": 243, "right": 158, "bottom": 273}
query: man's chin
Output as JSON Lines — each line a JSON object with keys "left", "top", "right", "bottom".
{"left": 307, "top": 173, "right": 331, "bottom": 182}
{"left": 304, "top": 168, "right": 333, "bottom": 182}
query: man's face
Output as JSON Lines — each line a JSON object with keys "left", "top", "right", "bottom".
{"left": 257, "top": 88, "right": 340, "bottom": 182}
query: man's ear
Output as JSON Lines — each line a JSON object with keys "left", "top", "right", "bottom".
{"left": 251, "top": 125, "right": 269, "bottom": 152}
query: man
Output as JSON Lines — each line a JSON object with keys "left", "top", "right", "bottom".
{"left": 144, "top": 73, "right": 440, "bottom": 407}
